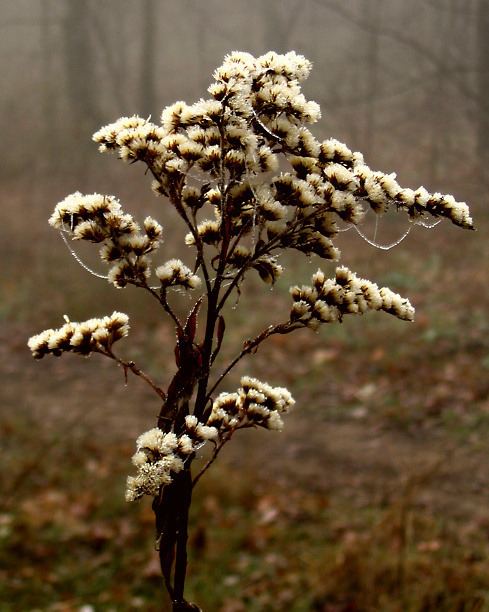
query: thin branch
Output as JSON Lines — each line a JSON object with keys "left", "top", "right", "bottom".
{"left": 192, "top": 440, "right": 226, "bottom": 488}
{"left": 168, "top": 187, "right": 213, "bottom": 295}
{"left": 134, "top": 281, "right": 207, "bottom": 368}
{"left": 135, "top": 280, "right": 198, "bottom": 350}
{"left": 192, "top": 422, "right": 256, "bottom": 488}
{"left": 192, "top": 103, "right": 233, "bottom": 422}
{"left": 145, "top": 160, "right": 213, "bottom": 295}
{"left": 312, "top": 0, "right": 482, "bottom": 111}
{"left": 215, "top": 210, "right": 304, "bottom": 314}
{"left": 192, "top": 433, "right": 231, "bottom": 488}
{"left": 102, "top": 347, "right": 167, "bottom": 401}
{"left": 213, "top": 208, "right": 299, "bottom": 314}
{"left": 153, "top": 286, "right": 185, "bottom": 334}
{"left": 204, "top": 320, "right": 300, "bottom": 406}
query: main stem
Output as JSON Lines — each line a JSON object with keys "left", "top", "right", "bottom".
{"left": 193, "top": 287, "right": 219, "bottom": 422}
{"left": 163, "top": 124, "right": 231, "bottom": 607}
{"left": 193, "top": 131, "right": 230, "bottom": 421}
{"left": 172, "top": 469, "right": 193, "bottom": 611}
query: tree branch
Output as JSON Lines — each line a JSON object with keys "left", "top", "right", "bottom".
{"left": 312, "top": 0, "right": 482, "bottom": 111}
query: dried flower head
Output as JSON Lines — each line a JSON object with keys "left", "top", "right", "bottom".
{"left": 156, "top": 259, "right": 201, "bottom": 290}
{"left": 30, "top": 50, "right": 474, "bottom": 612}
{"left": 290, "top": 267, "right": 414, "bottom": 327}
{"left": 28, "top": 312, "right": 129, "bottom": 359}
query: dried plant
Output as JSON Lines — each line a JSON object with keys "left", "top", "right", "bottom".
{"left": 28, "top": 51, "right": 473, "bottom": 610}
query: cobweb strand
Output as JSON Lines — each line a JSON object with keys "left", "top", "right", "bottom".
{"left": 353, "top": 215, "right": 441, "bottom": 251}
{"left": 354, "top": 224, "right": 412, "bottom": 250}
{"left": 60, "top": 230, "right": 108, "bottom": 280}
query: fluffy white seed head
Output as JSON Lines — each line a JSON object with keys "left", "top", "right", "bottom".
{"left": 28, "top": 312, "right": 129, "bottom": 359}
{"left": 156, "top": 259, "right": 201, "bottom": 290}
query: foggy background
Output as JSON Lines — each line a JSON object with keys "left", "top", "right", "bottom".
{"left": 3, "top": 1, "right": 487, "bottom": 208}
{"left": 3, "top": 0, "right": 487, "bottom": 324}
{"left": 2, "top": 2, "right": 489, "bottom": 610}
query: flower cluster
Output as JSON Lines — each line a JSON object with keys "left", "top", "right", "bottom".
{"left": 27, "top": 50, "right": 476, "bottom": 612}
{"left": 36, "top": 51, "right": 473, "bottom": 498}
{"left": 28, "top": 53, "right": 475, "bottom": 612}
{"left": 290, "top": 267, "right": 414, "bottom": 330}
{"left": 156, "top": 259, "right": 201, "bottom": 290}
{"left": 207, "top": 376, "right": 295, "bottom": 432}
{"left": 27, "top": 312, "right": 129, "bottom": 358}
{"left": 126, "top": 373, "right": 294, "bottom": 502}
{"left": 89, "top": 51, "right": 472, "bottom": 298}
{"left": 49, "top": 192, "right": 163, "bottom": 288}
{"left": 126, "top": 416, "right": 218, "bottom": 501}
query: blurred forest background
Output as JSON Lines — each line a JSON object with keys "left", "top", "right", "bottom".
{"left": 2, "top": 1, "right": 489, "bottom": 610}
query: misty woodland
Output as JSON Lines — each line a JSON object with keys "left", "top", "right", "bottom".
{"left": 28, "top": 51, "right": 473, "bottom": 610}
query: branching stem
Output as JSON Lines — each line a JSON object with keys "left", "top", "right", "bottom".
{"left": 102, "top": 347, "right": 167, "bottom": 401}
{"left": 192, "top": 423, "right": 255, "bottom": 488}
{"left": 204, "top": 320, "right": 302, "bottom": 406}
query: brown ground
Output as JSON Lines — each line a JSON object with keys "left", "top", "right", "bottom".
{"left": 2, "top": 191, "right": 489, "bottom": 610}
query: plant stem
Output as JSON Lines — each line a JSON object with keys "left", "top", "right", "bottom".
{"left": 102, "top": 348, "right": 167, "bottom": 400}
{"left": 172, "top": 469, "right": 193, "bottom": 611}
{"left": 192, "top": 437, "right": 229, "bottom": 489}
{"left": 204, "top": 320, "right": 301, "bottom": 406}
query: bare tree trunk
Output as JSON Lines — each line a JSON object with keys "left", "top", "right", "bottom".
{"left": 261, "top": 0, "right": 301, "bottom": 53}
{"left": 41, "top": 0, "right": 55, "bottom": 170}
{"left": 193, "top": 2, "right": 208, "bottom": 93}
{"left": 63, "top": 0, "right": 98, "bottom": 132}
{"left": 428, "top": 1, "right": 451, "bottom": 184}
{"left": 477, "top": 0, "right": 489, "bottom": 160}
{"left": 141, "top": 0, "right": 157, "bottom": 118}
{"left": 361, "top": 0, "right": 381, "bottom": 158}
{"left": 63, "top": 0, "right": 99, "bottom": 180}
